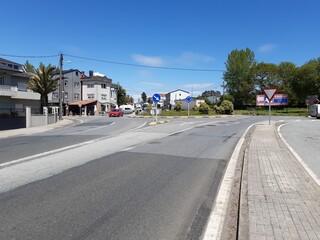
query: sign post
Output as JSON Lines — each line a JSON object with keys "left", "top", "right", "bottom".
{"left": 263, "top": 88, "right": 278, "bottom": 125}
{"left": 152, "top": 93, "right": 161, "bottom": 122}
{"left": 186, "top": 96, "right": 192, "bottom": 117}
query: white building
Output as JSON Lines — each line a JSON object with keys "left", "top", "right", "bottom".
{"left": 0, "top": 57, "right": 40, "bottom": 112}
{"left": 164, "top": 89, "right": 190, "bottom": 109}
{"left": 80, "top": 70, "right": 118, "bottom": 114}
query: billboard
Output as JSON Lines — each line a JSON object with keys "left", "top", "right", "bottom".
{"left": 256, "top": 94, "right": 288, "bottom": 106}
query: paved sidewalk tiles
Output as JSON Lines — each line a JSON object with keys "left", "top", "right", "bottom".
{"left": 243, "top": 123, "right": 320, "bottom": 240}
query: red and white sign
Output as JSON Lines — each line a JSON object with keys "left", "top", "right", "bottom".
{"left": 263, "top": 88, "right": 278, "bottom": 101}
{"left": 256, "top": 94, "right": 288, "bottom": 106}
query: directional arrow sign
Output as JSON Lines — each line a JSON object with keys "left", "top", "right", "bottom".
{"left": 263, "top": 88, "right": 278, "bottom": 101}
{"left": 152, "top": 93, "right": 161, "bottom": 103}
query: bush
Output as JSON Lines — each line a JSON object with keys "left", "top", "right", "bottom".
{"left": 214, "top": 100, "right": 234, "bottom": 114}
{"left": 174, "top": 103, "right": 182, "bottom": 111}
{"left": 192, "top": 105, "right": 199, "bottom": 111}
{"left": 198, "top": 102, "right": 210, "bottom": 114}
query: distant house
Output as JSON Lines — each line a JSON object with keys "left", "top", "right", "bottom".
{"left": 164, "top": 89, "right": 190, "bottom": 108}
{"left": 78, "top": 70, "right": 118, "bottom": 115}
{"left": 0, "top": 57, "right": 40, "bottom": 112}
{"left": 175, "top": 98, "right": 205, "bottom": 110}
{"left": 49, "top": 69, "right": 82, "bottom": 114}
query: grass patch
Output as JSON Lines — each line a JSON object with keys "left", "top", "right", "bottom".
{"left": 234, "top": 107, "right": 309, "bottom": 116}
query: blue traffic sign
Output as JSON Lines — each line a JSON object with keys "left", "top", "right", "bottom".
{"left": 186, "top": 96, "right": 192, "bottom": 103}
{"left": 152, "top": 93, "right": 161, "bottom": 103}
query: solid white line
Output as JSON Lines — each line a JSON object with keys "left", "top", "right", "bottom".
{"left": 278, "top": 123, "right": 320, "bottom": 186}
{"left": 202, "top": 123, "right": 255, "bottom": 240}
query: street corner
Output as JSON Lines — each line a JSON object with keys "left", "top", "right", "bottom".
{"left": 148, "top": 120, "right": 170, "bottom": 126}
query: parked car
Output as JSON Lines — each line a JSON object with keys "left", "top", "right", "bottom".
{"left": 108, "top": 109, "right": 124, "bottom": 117}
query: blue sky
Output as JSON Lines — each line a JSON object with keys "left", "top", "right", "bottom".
{"left": 1, "top": 0, "right": 319, "bottom": 101}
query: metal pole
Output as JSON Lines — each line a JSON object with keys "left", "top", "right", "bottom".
{"left": 188, "top": 103, "right": 190, "bottom": 117}
{"left": 269, "top": 102, "right": 271, "bottom": 125}
{"left": 59, "top": 53, "right": 63, "bottom": 120}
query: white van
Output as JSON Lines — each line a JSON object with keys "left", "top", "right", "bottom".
{"left": 311, "top": 104, "right": 320, "bottom": 119}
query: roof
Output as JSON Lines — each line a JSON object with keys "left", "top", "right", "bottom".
{"left": 81, "top": 75, "right": 112, "bottom": 83}
{"left": 0, "top": 57, "right": 26, "bottom": 73}
{"left": 52, "top": 69, "right": 81, "bottom": 75}
{"left": 68, "top": 100, "right": 97, "bottom": 106}
{"left": 166, "top": 89, "right": 190, "bottom": 94}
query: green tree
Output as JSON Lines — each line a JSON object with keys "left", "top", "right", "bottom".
{"left": 214, "top": 100, "right": 234, "bottom": 114}
{"left": 223, "top": 48, "right": 256, "bottom": 108}
{"left": 278, "top": 62, "right": 298, "bottom": 106}
{"left": 198, "top": 102, "right": 210, "bottom": 114}
{"left": 117, "top": 85, "right": 127, "bottom": 106}
{"left": 292, "top": 58, "right": 320, "bottom": 106}
{"left": 174, "top": 102, "right": 182, "bottom": 111}
{"left": 141, "top": 92, "right": 147, "bottom": 103}
{"left": 252, "top": 62, "right": 280, "bottom": 91}
{"left": 26, "top": 62, "right": 58, "bottom": 112}
{"left": 147, "top": 97, "right": 153, "bottom": 104}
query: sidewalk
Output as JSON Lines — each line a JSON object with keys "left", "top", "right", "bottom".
{"left": 239, "top": 122, "right": 320, "bottom": 239}
{"left": 0, "top": 118, "right": 75, "bottom": 139}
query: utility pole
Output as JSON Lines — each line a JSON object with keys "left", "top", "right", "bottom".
{"left": 59, "top": 52, "right": 63, "bottom": 120}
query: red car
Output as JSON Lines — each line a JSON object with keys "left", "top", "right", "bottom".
{"left": 108, "top": 109, "right": 124, "bottom": 117}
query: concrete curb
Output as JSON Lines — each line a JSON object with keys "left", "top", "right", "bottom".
{"left": 148, "top": 120, "right": 170, "bottom": 126}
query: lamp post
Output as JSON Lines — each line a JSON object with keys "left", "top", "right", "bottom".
{"left": 59, "top": 53, "right": 63, "bottom": 120}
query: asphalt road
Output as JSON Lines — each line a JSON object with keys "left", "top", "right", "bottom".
{"left": 0, "top": 116, "right": 147, "bottom": 164}
{"left": 280, "top": 118, "right": 320, "bottom": 179}
{"left": 0, "top": 115, "right": 303, "bottom": 240}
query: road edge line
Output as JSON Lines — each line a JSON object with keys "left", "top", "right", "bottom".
{"left": 278, "top": 123, "right": 320, "bottom": 186}
{"left": 202, "top": 123, "right": 255, "bottom": 240}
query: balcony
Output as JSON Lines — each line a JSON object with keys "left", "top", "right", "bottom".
{"left": 0, "top": 85, "right": 40, "bottom": 100}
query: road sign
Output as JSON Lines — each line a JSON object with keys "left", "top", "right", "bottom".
{"left": 186, "top": 96, "right": 192, "bottom": 103}
{"left": 152, "top": 93, "right": 161, "bottom": 103}
{"left": 256, "top": 94, "right": 288, "bottom": 106}
{"left": 263, "top": 88, "right": 278, "bottom": 101}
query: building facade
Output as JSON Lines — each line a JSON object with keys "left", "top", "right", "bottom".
{"left": 80, "top": 70, "right": 118, "bottom": 114}
{"left": 164, "top": 89, "right": 190, "bottom": 108}
{"left": 0, "top": 57, "right": 40, "bottom": 113}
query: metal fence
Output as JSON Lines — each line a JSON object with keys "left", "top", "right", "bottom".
{"left": 0, "top": 108, "right": 26, "bottom": 130}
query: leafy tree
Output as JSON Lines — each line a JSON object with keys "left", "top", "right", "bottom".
{"left": 278, "top": 62, "right": 298, "bottom": 106}
{"left": 141, "top": 92, "right": 147, "bottom": 103}
{"left": 224, "top": 48, "right": 256, "bottom": 108}
{"left": 147, "top": 97, "right": 153, "bottom": 104}
{"left": 214, "top": 100, "right": 234, "bottom": 114}
{"left": 252, "top": 62, "right": 280, "bottom": 91}
{"left": 198, "top": 102, "right": 210, "bottom": 114}
{"left": 174, "top": 102, "right": 182, "bottom": 111}
{"left": 26, "top": 62, "right": 58, "bottom": 112}
{"left": 117, "top": 84, "right": 127, "bottom": 106}
{"left": 292, "top": 58, "right": 320, "bottom": 106}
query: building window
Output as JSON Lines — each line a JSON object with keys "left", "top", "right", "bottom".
{"left": 64, "top": 80, "right": 68, "bottom": 87}
{"left": 52, "top": 92, "right": 58, "bottom": 99}
{"left": 0, "top": 76, "right": 4, "bottom": 85}
{"left": 8, "top": 64, "right": 13, "bottom": 68}
{"left": 14, "top": 65, "right": 19, "bottom": 70}
{"left": 74, "top": 82, "right": 80, "bottom": 88}
{"left": 101, "top": 83, "right": 106, "bottom": 89}
{"left": 64, "top": 92, "right": 68, "bottom": 100}
{"left": 75, "top": 71, "right": 79, "bottom": 76}
{"left": 74, "top": 93, "right": 80, "bottom": 100}
{"left": 87, "top": 94, "right": 94, "bottom": 99}
{"left": 101, "top": 94, "right": 107, "bottom": 100}
{"left": 87, "top": 84, "right": 94, "bottom": 88}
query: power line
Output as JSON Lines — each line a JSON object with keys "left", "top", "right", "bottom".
{"left": 0, "top": 53, "right": 58, "bottom": 58}
{"left": 0, "top": 52, "right": 225, "bottom": 72}
{"left": 65, "top": 54, "right": 224, "bottom": 72}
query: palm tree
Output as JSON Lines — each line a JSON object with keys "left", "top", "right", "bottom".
{"left": 26, "top": 62, "right": 58, "bottom": 113}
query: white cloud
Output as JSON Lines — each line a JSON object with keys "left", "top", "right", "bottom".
{"left": 177, "top": 52, "right": 214, "bottom": 64}
{"left": 93, "top": 72, "right": 105, "bottom": 77}
{"left": 132, "top": 54, "right": 165, "bottom": 67}
{"left": 183, "top": 83, "right": 215, "bottom": 89}
{"left": 258, "top": 44, "right": 277, "bottom": 53}
{"left": 141, "top": 81, "right": 164, "bottom": 87}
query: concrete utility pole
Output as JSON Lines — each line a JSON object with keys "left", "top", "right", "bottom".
{"left": 59, "top": 53, "right": 63, "bottom": 120}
